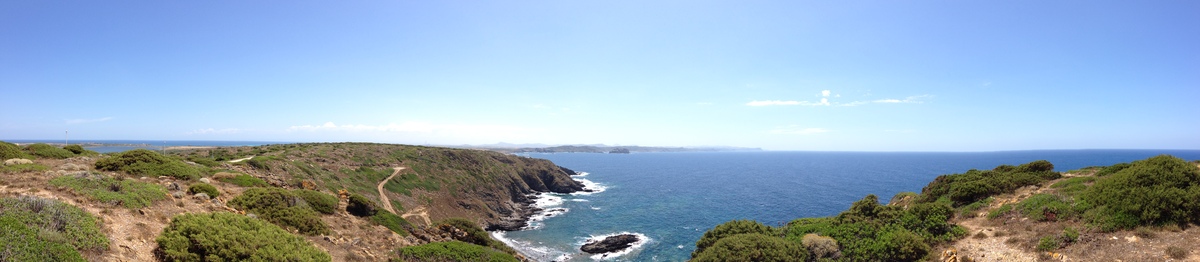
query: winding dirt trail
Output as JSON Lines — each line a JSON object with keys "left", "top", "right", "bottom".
{"left": 401, "top": 206, "right": 432, "bottom": 226}
{"left": 377, "top": 167, "right": 404, "bottom": 214}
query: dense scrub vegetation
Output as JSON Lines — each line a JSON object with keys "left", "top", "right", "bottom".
{"left": 437, "top": 218, "right": 514, "bottom": 255}
{"left": 1, "top": 163, "right": 48, "bottom": 173}
{"left": 95, "top": 149, "right": 202, "bottom": 179}
{"left": 50, "top": 172, "right": 169, "bottom": 208}
{"left": 393, "top": 241, "right": 518, "bottom": 262}
{"left": 916, "top": 160, "right": 1059, "bottom": 206}
{"left": 1077, "top": 155, "right": 1200, "bottom": 231}
{"left": 156, "top": 212, "right": 331, "bottom": 261}
{"left": 188, "top": 183, "right": 220, "bottom": 197}
{"left": 0, "top": 196, "right": 109, "bottom": 261}
{"left": 23, "top": 143, "right": 75, "bottom": 159}
{"left": 0, "top": 141, "right": 31, "bottom": 159}
{"left": 216, "top": 173, "right": 269, "bottom": 187}
{"left": 693, "top": 233, "right": 808, "bottom": 262}
{"left": 227, "top": 187, "right": 332, "bottom": 235}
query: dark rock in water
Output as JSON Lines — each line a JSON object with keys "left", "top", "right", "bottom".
{"left": 581, "top": 234, "right": 639, "bottom": 254}
{"left": 486, "top": 218, "right": 529, "bottom": 231}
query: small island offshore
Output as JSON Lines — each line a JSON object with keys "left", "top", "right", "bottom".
{"left": 2, "top": 140, "right": 1197, "bottom": 261}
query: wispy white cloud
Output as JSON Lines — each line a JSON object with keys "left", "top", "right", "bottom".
{"left": 65, "top": 117, "right": 113, "bottom": 125}
{"left": 768, "top": 126, "right": 830, "bottom": 135}
{"left": 821, "top": 90, "right": 831, "bottom": 97}
{"left": 749, "top": 91, "right": 932, "bottom": 107}
{"left": 186, "top": 128, "right": 241, "bottom": 135}
{"left": 839, "top": 95, "right": 934, "bottom": 107}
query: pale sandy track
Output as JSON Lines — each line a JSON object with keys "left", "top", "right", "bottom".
{"left": 377, "top": 167, "right": 404, "bottom": 214}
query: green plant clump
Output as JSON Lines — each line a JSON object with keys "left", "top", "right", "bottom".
{"left": 23, "top": 143, "right": 75, "bottom": 159}
{"left": 987, "top": 204, "right": 1014, "bottom": 220}
{"left": 692, "top": 233, "right": 808, "bottom": 262}
{"left": 0, "top": 196, "right": 109, "bottom": 260}
{"left": 1017, "top": 194, "right": 1076, "bottom": 221}
{"left": 917, "top": 160, "right": 1060, "bottom": 206}
{"left": 0, "top": 141, "right": 31, "bottom": 159}
{"left": 294, "top": 189, "right": 339, "bottom": 215}
{"left": 437, "top": 218, "right": 511, "bottom": 254}
{"left": 347, "top": 193, "right": 379, "bottom": 217}
{"left": 1036, "top": 236, "right": 1060, "bottom": 251}
{"left": 188, "top": 183, "right": 220, "bottom": 198}
{"left": 1, "top": 163, "right": 48, "bottom": 173}
{"left": 156, "top": 212, "right": 331, "bottom": 262}
{"left": 62, "top": 145, "right": 99, "bottom": 156}
{"left": 94, "top": 149, "right": 202, "bottom": 179}
{"left": 780, "top": 195, "right": 966, "bottom": 261}
{"left": 50, "top": 173, "right": 169, "bottom": 209}
{"left": 371, "top": 212, "right": 413, "bottom": 237}
{"left": 393, "top": 241, "right": 518, "bottom": 262}
{"left": 1078, "top": 155, "right": 1200, "bottom": 231}
{"left": 228, "top": 188, "right": 331, "bottom": 235}
{"left": 692, "top": 219, "right": 775, "bottom": 257}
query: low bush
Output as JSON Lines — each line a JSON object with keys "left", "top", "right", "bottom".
{"left": 1018, "top": 194, "right": 1075, "bottom": 221}
{"left": 799, "top": 233, "right": 840, "bottom": 259}
{"left": 61, "top": 145, "right": 97, "bottom": 156}
{"left": 1167, "top": 246, "right": 1188, "bottom": 259}
{"left": 437, "top": 218, "right": 511, "bottom": 254}
{"left": 987, "top": 204, "right": 1014, "bottom": 220}
{"left": 216, "top": 173, "right": 270, "bottom": 187}
{"left": 372, "top": 212, "right": 413, "bottom": 237}
{"left": 188, "top": 183, "right": 219, "bottom": 198}
{"left": 50, "top": 173, "right": 168, "bottom": 208}
{"left": 23, "top": 143, "right": 74, "bottom": 159}
{"left": 1036, "top": 236, "right": 1059, "bottom": 251}
{"left": 1050, "top": 177, "right": 1094, "bottom": 196}
{"left": 0, "top": 216, "right": 84, "bottom": 262}
{"left": 1, "top": 163, "right": 48, "bottom": 173}
{"left": 781, "top": 195, "right": 963, "bottom": 261}
{"left": 1095, "top": 163, "right": 1131, "bottom": 177}
{"left": 958, "top": 197, "right": 993, "bottom": 218}
{"left": 692, "top": 233, "right": 808, "bottom": 262}
{"left": 1079, "top": 155, "right": 1200, "bottom": 231}
{"left": 94, "top": 149, "right": 201, "bottom": 179}
{"left": 0, "top": 196, "right": 109, "bottom": 255}
{"left": 347, "top": 193, "right": 379, "bottom": 217}
{"left": 1062, "top": 227, "right": 1079, "bottom": 243}
{"left": 156, "top": 212, "right": 331, "bottom": 261}
{"left": 917, "top": 160, "right": 1060, "bottom": 206}
{"left": 294, "top": 189, "right": 338, "bottom": 215}
{"left": 692, "top": 219, "right": 774, "bottom": 257}
{"left": 0, "top": 141, "right": 31, "bottom": 159}
{"left": 228, "top": 188, "right": 330, "bottom": 235}
{"left": 393, "top": 241, "right": 518, "bottom": 262}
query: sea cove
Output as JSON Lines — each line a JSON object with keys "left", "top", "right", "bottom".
{"left": 497, "top": 150, "right": 1200, "bottom": 261}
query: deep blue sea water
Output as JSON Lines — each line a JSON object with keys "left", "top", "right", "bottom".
{"left": 494, "top": 150, "right": 1200, "bottom": 262}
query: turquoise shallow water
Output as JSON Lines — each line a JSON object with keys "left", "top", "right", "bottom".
{"left": 493, "top": 150, "right": 1200, "bottom": 262}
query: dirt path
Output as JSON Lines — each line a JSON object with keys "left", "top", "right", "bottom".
{"left": 228, "top": 156, "right": 253, "bottom": 163}
{"left": 377, "top": 167, "right": 404, "bottom": 214}
{"left": 401, "top": 206, "right": 432, "bottom": 226}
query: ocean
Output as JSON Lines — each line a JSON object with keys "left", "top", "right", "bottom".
{"left": 493, "top": 150, "right": 1200, "bottom": 262}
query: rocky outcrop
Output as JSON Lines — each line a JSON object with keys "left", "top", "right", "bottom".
{"left": 581, "top": 234, "right": 640, "bottom": 254}
{"left": 3, "top": 158, "right": 33, "bottom": 166}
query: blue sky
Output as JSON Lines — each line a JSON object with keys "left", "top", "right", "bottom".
{"left": 2, "top": 1, "right": 1197, "bottom": 151}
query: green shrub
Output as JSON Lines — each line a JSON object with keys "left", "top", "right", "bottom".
{"left": 1095, "top": 163, "right": 1131, "bottom": 177}
{"left": 917, "top": 160, "right": 1060, "bottom": 206}
{"left": 1, "top": 163, "right": 48, "bottom": 173}
{"left": 1018, "top": 194, "right": 1075, "bottom": 221}
{"left": 1079, "top": 155, "right": 1200, "bottom": 231}
{"left": 156, "top": 212, "right": 331, "bottom": 262}
{"left": 94, "top": 149, "right": 202, "bottom": 179}
{"left": 987, "top": 204, "right": 1014, "bottom": 220}
{"left": 436, "top": 218, "right": 513, "bottom": 254}
{"left": 1062, "top": 227, "right": 1079, "bottom": 243}
{"left": 394, "top": 241, "right": 518, "bottom": 262}
{"left": 228, "top": 188, "right": 331, "bottom": 235}
{"left": 692, "top": 220, "right": 774, "bottom": 257}
{"left": 61, "top": 145, "right": 97, "bottom": 155}
{"left": 1036, "top": 236, "right": 1059, "bottom": 251}
{"left": 0, "top": 196, "right": 109, "bottom": 252}
{"left": 294, "top": 190, "right": 338, "bottom": 215}
{"left": 780, "top": 195, "right": 962, "bottom": 261}
{"left": 50, "top": 173, "right": 169, "bottom": 209}
{"left": 1050, "top": 177, "right": 1094, "bottom": 196}
{"left": 347, "top": 194, "right": 379, "bottom": 217}
{"left": 692, "top": 233, "right": 808, "bottom": 262}
{"left": 0, "top": 216, "right": 85, "bottom": 262}
{"left": 958, "top": 197, "right": 993, "bottom": 218}
{"left": 0, "top": 141, "right": 31, "bottom": 159}
{"left": 23, "top": 143, "right": 74, "bottom": 159}
{"left": 217, "top": 173, "right": 270, "bottom": 187}
{"left": 188, "top": 183, "right": 219, "bottom": 198}
{"left": 371, "top": 212, "right": 412, "bottom": 237}
{"left": 186, "top": 157, "right": 220, "bottom": 167}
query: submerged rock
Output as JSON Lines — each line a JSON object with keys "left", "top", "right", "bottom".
{"left": 581, "top": 234, "right": 639, "bottom": 254}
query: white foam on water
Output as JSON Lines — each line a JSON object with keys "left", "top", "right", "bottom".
{"left": 532, "top": 193, "right": 565, "bottom": 208}
{"left": 578, "top": 232, "right": 651, "bottom": 261}
{"left": 590, "top": 206, "right": 601, "bottom": 210}
{"left": 572, "top": 172, "right": 590, "bottom": 177}
{"left": 491, "top": 231, "right": 571, "bottom": 262}
{"left": 571, "top": 178, "right": 608, "bottom": 196}
{"left": 570, "top": 199, "right": 590, "bottom": 202}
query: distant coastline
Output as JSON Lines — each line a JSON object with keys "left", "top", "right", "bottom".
{"left": 5, "top": 140, "right": 280, "bottom": 153}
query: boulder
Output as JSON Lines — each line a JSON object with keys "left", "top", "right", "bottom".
{"left": 199, "top": 177, "right": 212, "bottom": 184}
{"left": 192, "top": 192, "right": 211, "bottom": 200}
{"left": 581, "top": 234, "right": 639, "bottom": 254}
{"left": 3, "top": 158, "right": 33, "bottom": 166}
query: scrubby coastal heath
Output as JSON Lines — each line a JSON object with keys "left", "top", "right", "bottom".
{"left": 2, "top": 140, "right": 1199, "bottom": 261}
